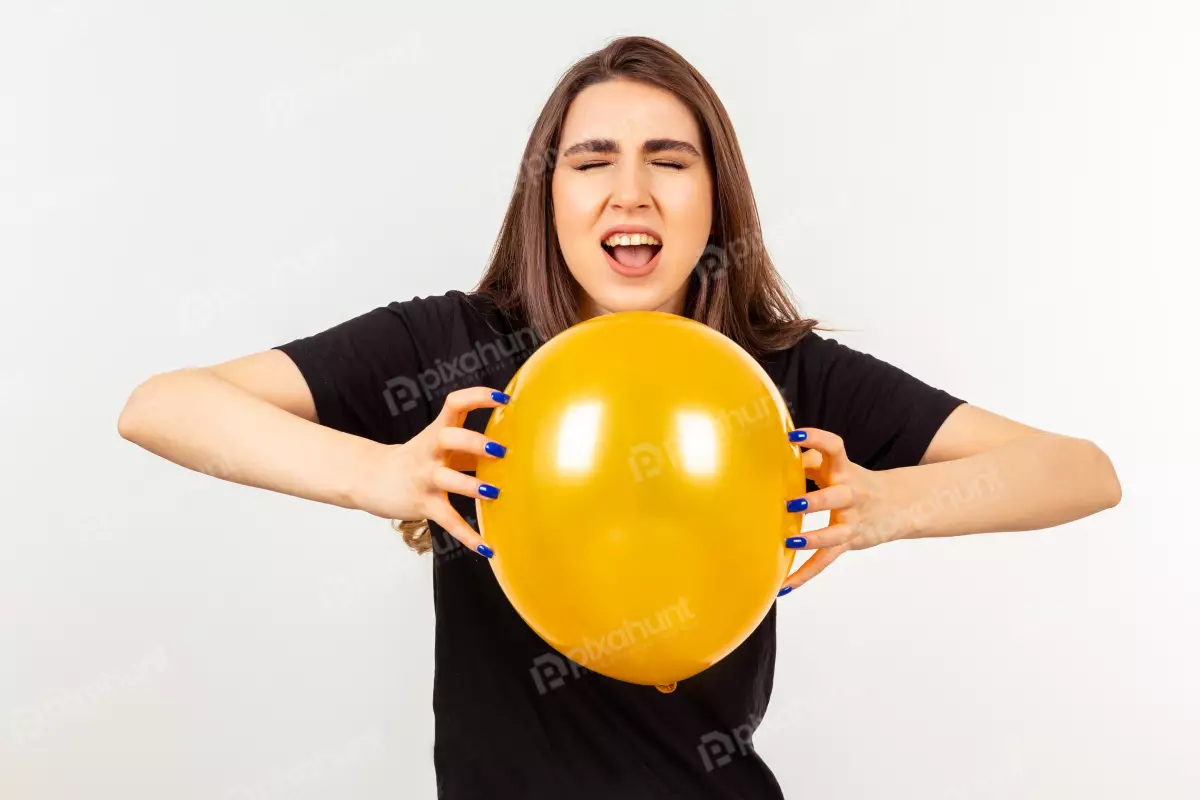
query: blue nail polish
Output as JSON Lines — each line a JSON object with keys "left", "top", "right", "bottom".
{"left": 786, "top": 497, "right": 809, "bottom": 513}
{"left": 785, "top": 536, "right": 808, "bottom": 549}
{"left": 777, "top": 586, "right": 793, "bottom": 597}
{"left": 788, "top": 430, "right": 807, "bottom": 442}
{"left": 476, "top": 543, "right": 494, "bottom": 558}
{"left": 478, "top": 483, "right": 500, "bottom": 499}
{"left": 484, "top": 441, "right": 507, "bottom": 458}
{"left": 491, "top": 391, "right": 511, "bottom": 404}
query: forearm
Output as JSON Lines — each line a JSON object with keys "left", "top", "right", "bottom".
{"left": 883, "top": 432, "right": 1121, "bottom": 540}
{"left": 117, "top": 368, "right": 382, "bottom": 510}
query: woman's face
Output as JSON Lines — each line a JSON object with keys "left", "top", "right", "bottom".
{"left": 551, "top": 78, "right": 714, "bottom": 319}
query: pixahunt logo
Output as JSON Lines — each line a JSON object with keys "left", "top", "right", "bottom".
{"left": 562, "top": 596, "right": 696, "bottom": 669}
{"left": 628, "top": 394, "right": 779, "bottom": 483}
{"left": 529, "top": 597, "right": 698, "bottom": 695}
{"left": 530, "top": 652, "right": 590, "bottom": 696}
{"left": 383, "top": 327, "right": 540, "bottom": 416}
{"left": 698, "top": 713, "right": 762, "bottom": 772}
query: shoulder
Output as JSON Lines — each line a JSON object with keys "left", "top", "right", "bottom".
{"left": 791, "top": 330, "right": 858, "bottom": 360}
{"left": 381, "top": 289, "right": 494, "bottom": 327}
{"left": 377, "top": 290, "right": 539, "bottom": 392}
{"left": 382, "top": 289, "right": 524, "bottom": 339}
{"left": 766, "top": 328, "right": 965, "bottom": 470}
{"left": 760, "top": 329, "right": 857, "bottom": 380}
{"left": 766, "top": 329, "right": 894, "bottom": 377}
{"left": 770, "top": 329, "right": 940, "bottom": 405}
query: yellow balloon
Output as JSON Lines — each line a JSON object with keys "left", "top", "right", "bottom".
{"left": 475, "top": 311, "right": 803, "bottom": 687}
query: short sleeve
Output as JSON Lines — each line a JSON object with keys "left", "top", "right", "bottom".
{"left": 272, "top": 291, "right": 478, "bottom": 445}
{"left": 791, "top": 333, "right": 967, "bottom": 471}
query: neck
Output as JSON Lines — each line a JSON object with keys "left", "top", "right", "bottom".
{"left": 578, "top": 283, "right": 689, "bottom": 322}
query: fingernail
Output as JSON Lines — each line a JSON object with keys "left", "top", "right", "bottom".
{"left": 786, "top": 497, "right": 809, "bottom": 513}
{"left": 476, "top": 543, "right": 495, "bottom": 558}
{"left": 491, "top": 391, "right": 511, "bottom": 404}
{"left": 478, "top": 483, "right": 500, "bottom": 499}
{"left": 484, "top": 441, "right": 507, "bottom": 458}
{"left": 777, "top": 586, "right": 793, "bottom": 597}
{"left": 785, "top": 536, "right": 808, "bottom": 549}
{"left": 788, "top": 430, "right": 807, "bottom": 442}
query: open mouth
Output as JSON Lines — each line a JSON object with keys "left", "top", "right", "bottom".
{"left": 601, "top": 238, "right": 663, "bottom": 271}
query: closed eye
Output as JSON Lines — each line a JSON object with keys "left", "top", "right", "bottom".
{"left": 574, "top": 161, "right": 687, "bottom": 171}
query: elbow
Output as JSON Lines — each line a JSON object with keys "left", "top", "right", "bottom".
{"left": 1106, "top": 473, "right": 1123, "bottom": 510}
{"left": 117, "top": 386, "right": 143, "bottom": 441}
{"left": 117, "top": 375, "right": 163, "bottom": 442}
{"left": 1084, "top": 438, "right": 1122, "bottom": 510}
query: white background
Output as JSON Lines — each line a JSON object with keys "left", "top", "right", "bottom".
{"left": 2, "top": 1, "right": 1196, "bottom": 798}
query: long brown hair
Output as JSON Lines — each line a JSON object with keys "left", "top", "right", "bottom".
{"left": 474, "top": 35, "right": 817, "bottom": 356}
{"left": 400, "top": 36, "right": 819, "bottom": 554}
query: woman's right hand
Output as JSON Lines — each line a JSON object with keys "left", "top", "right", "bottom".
{"left": 351, "top": 386, "right": 511, "bottom": 558}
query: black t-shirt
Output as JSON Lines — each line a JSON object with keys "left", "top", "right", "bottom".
{"left": 273, "top": 289, "right": 966, "bottom": 800}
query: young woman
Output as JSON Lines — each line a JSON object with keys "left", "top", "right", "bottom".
{"left": 118, "top": 36, "right": 1121, "bottom": 800}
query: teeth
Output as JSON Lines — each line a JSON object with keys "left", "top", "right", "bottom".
{"left": 604, "top": 232, "right": 661, "bottom": 247}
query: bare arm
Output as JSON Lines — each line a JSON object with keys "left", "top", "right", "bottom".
{"left": 897, "top": 403, "right": 1122, "bottom": 539}
{"left": 779, "top": 404, "right": 1122, "bottom": 590}
{"left": 116, "top": 350, "right": 378, "bottom": 510}
{"left": 117, "top": 350, "right": 509, "bottom": 556}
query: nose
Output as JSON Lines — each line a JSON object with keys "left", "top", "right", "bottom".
{"left": 608, "top": 158, "right": 652, "bottom": 211}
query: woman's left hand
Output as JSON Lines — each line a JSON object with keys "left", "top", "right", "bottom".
{"left": 777, "top": 427, "right": 912, "bottom": 596}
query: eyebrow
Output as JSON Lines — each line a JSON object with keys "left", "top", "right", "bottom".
{"left": 559, "top": 137, "right": 702, "bottom": 159}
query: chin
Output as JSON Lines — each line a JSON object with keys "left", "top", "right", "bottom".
{"left": 585, "top": 282, "right": 682, "bottom": 315}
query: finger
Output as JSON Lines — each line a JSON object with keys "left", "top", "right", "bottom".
{"left": 778, "top": 544, "right": 848, "bottom": 595}
{"left": 444, "top": 450, "right": 480, "bottom": 474}
{"left": 800, "top": 448, "right": 823, "bottom": 471}
{"left": 444, "top": 449, "right": 478, "bottom": 473}
{"left": 784, "top": 523, "right": 855, "bottom": 551}
{"left": 425, "top": 500, "right": 494, "bottom": 558}
{"left": 430, "top": 465, "right": 501, "bottom": 502}
{"left": 785, "top": 484, "right": 854, "bottom": 515}
{"left": 788, "top": 428, "right": 850, "bottom": 474}
{"left": 437, "top": 386, "right": 510, "bottom": 425}
{"left": 437, "top": 426, "right": 507, "bottom": 460}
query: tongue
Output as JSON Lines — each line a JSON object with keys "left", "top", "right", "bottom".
{"left": 611, "top": 245, "right": 657, "bottom": 269}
